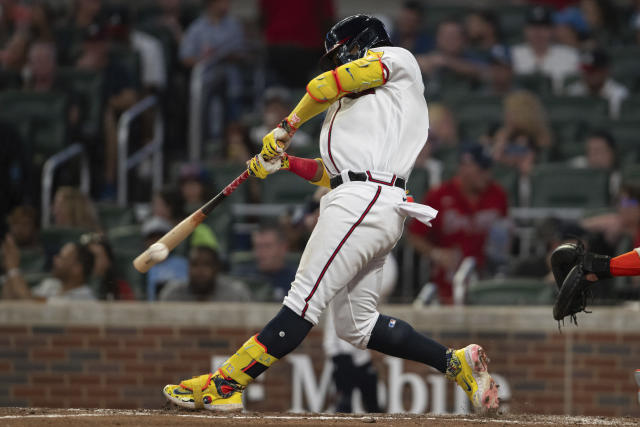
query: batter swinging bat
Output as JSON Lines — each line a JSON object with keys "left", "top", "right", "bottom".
{"left": 133, "top": 170, "right": 250, "bottom": 273}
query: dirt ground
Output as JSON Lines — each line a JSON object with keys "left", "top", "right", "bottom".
{"left": 0, "top": 408, "right": 639, "bottom": 427}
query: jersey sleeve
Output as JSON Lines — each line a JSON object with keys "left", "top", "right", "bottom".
{"left": 377, "top": 47, "right": 423, "bottom": 89}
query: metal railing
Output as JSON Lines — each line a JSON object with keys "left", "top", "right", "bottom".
{"left": 452, "top": 257, "right": 477, "bottom": 305}
{"left": 41, "top": 143, "right": 90, "bottom": 227}
{"left": 188, "top": 61, "right": 206, "bottom": 162}
{"left": 117, "top": 96, "right": 164, "bottom": 207}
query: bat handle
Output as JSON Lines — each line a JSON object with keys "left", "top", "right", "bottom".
{"left": 223, "top": 170, "right": 250, "bottom": 196}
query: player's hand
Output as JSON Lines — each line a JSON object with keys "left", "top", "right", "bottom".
{"left": 248, "top": 154, "right": 287, "bottom": 179}
{"left": 261, "top": 119, "right": 296, "bottom": 160}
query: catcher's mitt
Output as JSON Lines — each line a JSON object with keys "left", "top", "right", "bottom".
{"left": 550, "top": 242, "right": 612, "bottom": 325}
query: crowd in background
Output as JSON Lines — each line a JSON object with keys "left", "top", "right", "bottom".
{"left": 1, "top": 0, "right": 640, "bottom": 306}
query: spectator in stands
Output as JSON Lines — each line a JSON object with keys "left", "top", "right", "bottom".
{"left": 416, "top": 19, "right": 485, "bottom": 82}
{"left": 160, "top": 245, "right": 250, "bottom": 302}
{"left": 249, "top": 87, "right": 312, "bottom": 150}
{"left": 80, "top": 232, "right": 135, "bottom": 301}
{"left": 632, "top": 3, "right": 640, "bottom": 45}
{"left": 582, "top": 183, "right": 640, "bottom": 252}
{"left": 180, "top": 0, "right": 246, "bottom": 128}
{"left": 260, "top": 0, "right": 334, "bottom": 88}
{"left": 75, "top": 18, "right": 139, "bottom": 199}
{"left": 465, "top": 10, "right": 507, "bottom": 62}
{"left": 0, "top": 31, "right": 28, "bottom": 72}
{"left": 27, "top": 1, "right": 55, "bottom": 43}
{"left": 489, "top": 90, "right": 552, "bottom": 176}
{"left": 152, "top": 185, "right": 220, "bottom": 253}
{"left": 103, "top": 6, "right": 167, "bottom": 92}
{"left": 55, "top": 0, "right": 103, "bottom": 66}
{"left": 483, "top": 45, "right": 516, "bottom": 96}
{"left": 511, "top": 6, "right": 579, "bottom": 93}
{"left": 232, "top": 224, "right": 297, "bottom": 301}
{"left": 142, "top": 216, "right": 188, "bottom": 301}
{"left": 553, "top": 6, "right": 590, "bottom": 48}
{"left": 6, "top": 205, "right": 40, "bottom": 251}
{"left": 566, "top": 48, "right": 629, "bottom": 119}
{"left": 579, "top": 0, "right": 621, "bottom": 46}
{"left": 408, "top": 144, "right": 508, "bottom": 304}
{"left": 52, "top": 186, "right": 100, "bottom": 231}
{"left": 391, "top": 1, "right": 433, "bottom": 55}
{"left": 178, "top": 163, "right": 213, "bottom": 212}
{"left": 2, "top": 239, "right": 96, "bottom": 301}
{"left": 569, "top": 130, "right": 621, "bottom": 198}
{"left": 153, "top": 0, "right": 185, "bottom": 43}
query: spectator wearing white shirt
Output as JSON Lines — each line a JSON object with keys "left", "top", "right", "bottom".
{"left": 511, "top": 6, "right": 579, "bottom": 94}
{"left": 566, "top": 48, "right": 629, "bottom": 119}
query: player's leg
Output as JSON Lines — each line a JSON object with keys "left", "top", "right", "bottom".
{"left": 163, "top": 184, "right": 392, "bottom": 410}
{"left": 330, "top": 254, "right": 500, "bottom": 412}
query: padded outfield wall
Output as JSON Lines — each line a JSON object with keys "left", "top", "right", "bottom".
{"left": 0, "top": 302, "right": 639, "bottom": 416}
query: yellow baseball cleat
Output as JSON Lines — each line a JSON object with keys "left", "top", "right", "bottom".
{"left": 446, "top": 344, "right": 499, "bottom": 412}
{"left": 163, "top": 371, "right": 244, "bottom": 411}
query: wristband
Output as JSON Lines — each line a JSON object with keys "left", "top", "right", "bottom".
{"left": 286, "top": 156, "right": 319, "bottom": 181}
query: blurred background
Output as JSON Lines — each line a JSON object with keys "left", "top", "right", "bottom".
{"left": 2, "top": 0, "right": 640, "bottom": 307}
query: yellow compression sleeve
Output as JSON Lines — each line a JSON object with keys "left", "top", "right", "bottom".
{"left": 309, "top": 159, "right": 331, "bottom": 189}
{"left": 286, "top": 50, "right": 387, "bottom": 129}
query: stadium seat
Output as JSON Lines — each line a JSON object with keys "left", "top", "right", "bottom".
{"left": 492, "top": 165, "right": 519, "bottom": 206}
{"left": 544, "top": 96, "right": 609, "bottom": 123}
{"left": 515, "top": 73, "right": 552, "bottom": 96}
{"left": 610, "top": 46, "right": 640, "bottom": 90}
{"left": 95, "top": 203, "right": 135, "bottom": 229}
{"left": 0, "top": 68, "right": 21, "bottom": 90}
{"left": 107, "top": 225, "right": 144, "bottom": 253}
{"left": 56, "top": 68, "right": 104, "bottom": 139}
{"left": 407, "top": 167, "right": 430, "bottom": 202}
{"left": 466, "top": 278, "right": 555, "bottom": 305}
{"left": 496, "top": 5, "right": 528, "bottom": 44}
{"left": 530, "top": 164, "right": 609, "bottom": 208}
{"left": 455, "top": 95, "right": 502, "bottom": 140}
{"left": 0, "top": 91, "right": 69, "bottom": 163}
{"left": 113, "top": 249, "right": 144, "bottom": 299}
{"left": 261, "top": 171, "right": 314, "bottom": 204}
{"left": 109, "top": 44, "right": 141, "bottom": 88}
{"left": 207, "top": 163, "right": 249, "bottom": 203}
{"left": 620, "top": 97, "right": 640, "bottom": 121}
{"left": 19, "top": 248, "right": 46, "bottom": 274}
{"left": 40, "top": 227, "right": 88, "bottom": 254}
{"left": 622, "top": 164, "right": 640, "bottom": 186}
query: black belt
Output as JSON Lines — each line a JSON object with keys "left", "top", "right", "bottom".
{"left": 330, "top": 171, "right": 406, "bottom": 190}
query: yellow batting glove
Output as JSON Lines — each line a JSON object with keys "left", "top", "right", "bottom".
{"left": 261, "top": 119, "right": 296, "bottom": 160}
{"left": 248, "top": 154, "right": 283, "bottom": 179}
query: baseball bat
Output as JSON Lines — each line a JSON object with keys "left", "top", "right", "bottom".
{"left": 133, "top": 170, "right": 250, "bottom": 273}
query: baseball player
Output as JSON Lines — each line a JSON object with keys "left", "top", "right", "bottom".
{"left": 164, "top": 15, "right": 499, "bottom": 412}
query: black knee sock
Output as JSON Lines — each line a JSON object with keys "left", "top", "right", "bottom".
{"left": 256, "top": 305, "right": 314, "bottom": 359}
{"left": 367, "top": 314, "right": 448, "bottom": 373}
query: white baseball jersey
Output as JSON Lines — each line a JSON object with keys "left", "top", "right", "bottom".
{"left": 318, "top": 46, "right": 429, "bottom": 180}
{"left": 283, "top": 46, "right": 435, "bottom": 350}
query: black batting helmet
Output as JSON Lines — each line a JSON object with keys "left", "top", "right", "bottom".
{"left": 319, "top": 15, "right": 391, "bottom": 72}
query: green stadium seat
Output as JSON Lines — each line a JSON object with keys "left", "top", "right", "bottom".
{"left": 19, "top": 248, "right": 46, "bottom": 274}
{"left": 56, "top": 68, "right": 104, "bottom": 139}
{"left": 208, "top": 164, "right": 249, "bottom": 203}
{"left": 0, "top": 91, "right": 69, "bottom": 162}
{"left": 95, "top": 203, "right": 135, "bottom": 229}
{"left": 622, "top": 164, "right": 640, "bottom": 186}
{"left": 454, "top": 95, "right": 502, "bottom": 140}
{"left": 109, "top": 45, "right": 141, "bottom": 87}
{"left": 40, "top": 227, "right": 88, "bottom": 253}
{"left": 492, "top": 165, "right": 519, "bottom": 206}
{"left": 261, "top": 171, "right": 313, "bottom": 203}
{"left": 544, "top": 96, "right": 609, "bottom": 123}
{"left": 407, "top": 167, "right": 430, "bottom": 201}
{"left": 0, "top": 68, "right": 21, "bottom": 90}
{"left": 515, "top": 73, "right": 552, "bottom": 96}
{"left": 610, "top": 47, "right": 640, "bottom": 90}
{"left": 530, "top": 164, "right": 609, "bottom": 208}
{"left": 466, "top": 278, "right": 555, "bottom": 305}
{"left": 107, "top": 225, "right": 144, "bottom": 253}
{"left": 620, "top": 97, "right": 640, "bottom": 121}
{"left": 113, "top": 249, "right": 144, "bottom": 299}
{"left": 609, "top": 120, "right": 640, "bottom": 159}
{"left": 496, "top": 5, "right": 528, "bottom": 44}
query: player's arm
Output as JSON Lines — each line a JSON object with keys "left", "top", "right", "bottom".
{"left": 248, "top": 154, "right": 331, "bottom": 188}
{"left": 259, "top": 51, "right": 388, "bottom": 161}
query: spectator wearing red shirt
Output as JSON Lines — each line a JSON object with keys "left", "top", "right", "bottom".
{"left": 408, "top": 144, "right": 508, "bottom": 303}
{"left": 259, "top": 0, "right": 335, "bottom": 88}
